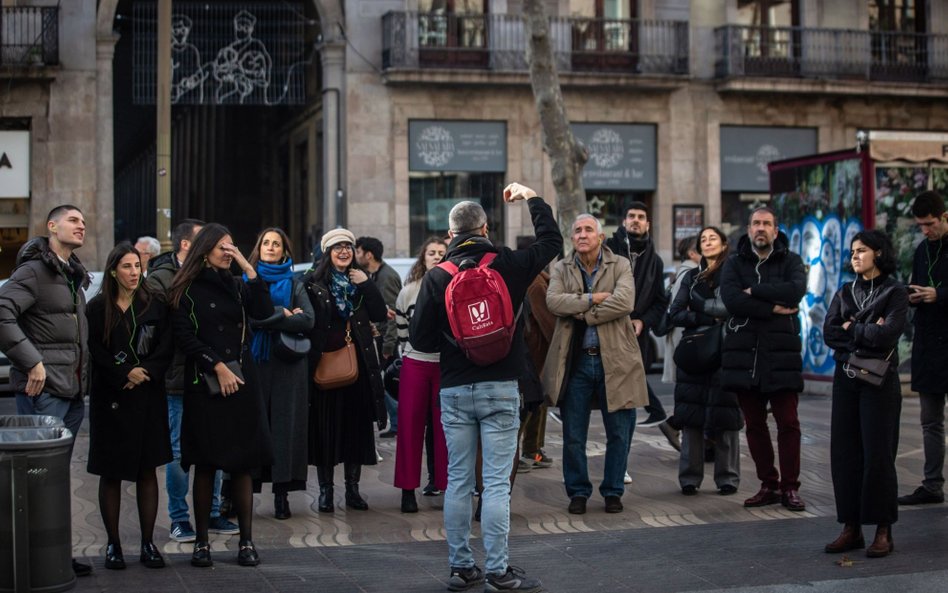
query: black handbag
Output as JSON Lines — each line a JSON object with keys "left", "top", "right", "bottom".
{"left": 202, "top": 360, "right": 245, "bottom": 396}
{"left": 273, "top": 332, "right": 311, "bottom": 362}
{"left": 673, "top": 324, "right": 723, "bottom": 375}
{"left": 843, "top": 350, "right": 893, "bottom": 387}
{"left": 384, "top": 356, "right": 402, "bottom": 400}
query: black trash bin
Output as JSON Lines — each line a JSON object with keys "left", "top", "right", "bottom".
{"left": 0, "top": 415, "right": 75, "bottom": 593}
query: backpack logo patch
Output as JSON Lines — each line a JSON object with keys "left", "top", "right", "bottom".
{"left": 468, "top": 300, "right": 492, "bottom": 327}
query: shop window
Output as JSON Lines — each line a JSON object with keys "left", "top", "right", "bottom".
{"left": 721, "top": 192, "right": 769, "bottom": 241}
{"left": 409, "top": 171, "right": 505, "bottom": 255}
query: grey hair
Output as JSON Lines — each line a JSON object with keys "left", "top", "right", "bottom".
{"left": 448, "top": 201, "right": 487, "bottom": 234}
{"left": 135, "top": 236, "right": 161, "bottom": 256}
{"left": 573, "top": 213, "right": 603, "bottom": 234}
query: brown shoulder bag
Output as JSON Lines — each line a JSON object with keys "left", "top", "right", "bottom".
{"left": 313, "top": 321, "right": 359, "bottom": 390}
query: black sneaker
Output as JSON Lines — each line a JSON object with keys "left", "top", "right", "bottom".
{"left": 447, "top": 565, "right": 484, "bottom": 591}
{"left": 486, "top": 566, "right": 542, "bottom": 592}
{"left": 638, "top": 412, "right": 667, "bottom": 427}
{"left": 898, "top": 486, "right": 945, "bottom": 505}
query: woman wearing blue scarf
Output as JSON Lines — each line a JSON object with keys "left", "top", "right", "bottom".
{"left": 247, "top": 228, "right": 314, "bottom": 519}
{"left": 303, "top": 228, "right": 388, "bottom": 512}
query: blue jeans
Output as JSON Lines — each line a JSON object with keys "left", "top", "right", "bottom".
{"left": 16, "top": 392, "right": 84, "bottom": 455}
{"left": 166, "top": 394, "right": 222, "bottom": 523}
{"left": 385, "top": 391, "right": 399, "bottom": 432}
{"left": 440, "top": 380, "right": 519, "bottom": 574}
{"left": 561, "top": 354, "right": 635, "bottom": 499}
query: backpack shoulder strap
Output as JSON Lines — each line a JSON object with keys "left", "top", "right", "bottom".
{"left": 478, "top": 252, "right": 498, "bottom": 267}
{"left": 437, "top": 260, "right": 459, "bottom": 276}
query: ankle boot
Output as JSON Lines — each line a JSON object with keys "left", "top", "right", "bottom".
{"left": 274, "top": 492, "right": 290, "bottom": 520}
{"left": 401, "top": 489, "right": 418, "bottom": 513}
{"left": 316, "top": 466, "right": 334, "bottom": 513}
{"left": 344, "top": 463, "right": 368, "bottom": 510}
{"left": 866, "top": 524, "right": 894, "bottom": 558}
{"left": 824, "top": 523, "right": 864, "bottom": 553}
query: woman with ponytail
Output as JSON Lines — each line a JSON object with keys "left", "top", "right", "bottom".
{"left": 247, "top": 228, "right": 314, "bottom": 519}
{"left": 87, "top": 243, "right": 174, "bottom": 569}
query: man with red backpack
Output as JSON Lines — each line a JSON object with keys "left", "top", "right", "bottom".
{"left": 410, "top": 182, "right": 561, "bottom": 593}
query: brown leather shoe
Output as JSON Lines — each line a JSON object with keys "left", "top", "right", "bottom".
{"left": 743, "top": 487, "right": 781, "bottom": 507}
{"left": 781, "top": 489, "right": 806, "bottom": 511}
{"left": 866, "top": 524, "right": 894, "bottom": 558}
{"left": 824, "top": 523, "right": 865, "bottom": 553}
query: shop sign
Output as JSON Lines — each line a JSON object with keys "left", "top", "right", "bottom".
{"left": 0, "top": 131, "right": 30, "bottom": 198}
{"left": 720, "top": 126, "right": 817, "bottom": 192}
{"left": 409, "top": 121, "right": 506, "bottom": 172}
{"left": 571, "top": 123, "right": 656, "bottom": 191}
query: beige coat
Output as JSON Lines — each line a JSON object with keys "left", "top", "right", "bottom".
{"left": 542, "top": 246, "right": 649, "bottom": 413}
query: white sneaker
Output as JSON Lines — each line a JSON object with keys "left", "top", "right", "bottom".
{"left": 623, "top": 471, "right": 632, "bottom": 484}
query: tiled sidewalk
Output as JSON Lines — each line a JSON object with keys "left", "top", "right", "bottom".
{"left": 4, "top": 380, "right": 947, "bottom": 592}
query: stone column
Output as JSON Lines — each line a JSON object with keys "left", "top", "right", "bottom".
{"left": 321, "top": 41, "right": 346, "bottom": 230}
{"left": 95, "top": 34, "right": 119, "bottom": 269}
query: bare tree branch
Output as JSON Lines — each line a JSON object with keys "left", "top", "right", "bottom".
{"left": 523, "top": 0, "right": 588, "bottom": 247}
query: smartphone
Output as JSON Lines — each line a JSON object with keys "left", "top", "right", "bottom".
{"left": 905, "top": 285, "right": 918, "bottom": 294}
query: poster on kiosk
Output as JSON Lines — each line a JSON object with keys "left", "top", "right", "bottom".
{"left": 767, "top": 131, "right": 948, "bottom": 394}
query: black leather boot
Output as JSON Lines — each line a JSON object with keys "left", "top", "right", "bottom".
{"left": 274, "top": 492, "right": 290, "bottom": 520}
{"left": 344, "top": 463, "right": 368, "bottom": 510}
{"left": 317, "top": 466, "right": 334, "bottom": 513}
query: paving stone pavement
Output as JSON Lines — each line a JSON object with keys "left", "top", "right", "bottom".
{"left": 4, "top": 377, "right": 948, "bottom": 592}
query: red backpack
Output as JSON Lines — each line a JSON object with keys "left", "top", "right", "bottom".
{"left": 438, "top": 252, "right": 518, "bottom": 366}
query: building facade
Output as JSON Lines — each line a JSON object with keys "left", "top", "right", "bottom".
{"left": 2, "top": 0, "right": 947, "bottom": 274}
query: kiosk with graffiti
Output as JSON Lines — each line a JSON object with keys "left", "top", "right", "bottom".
{"left": 769, "top": 151, "right": 872, "bottom": 381}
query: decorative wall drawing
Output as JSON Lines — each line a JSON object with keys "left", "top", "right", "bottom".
{"left": 134, "top": 2, "right": 306, "bottom": 106}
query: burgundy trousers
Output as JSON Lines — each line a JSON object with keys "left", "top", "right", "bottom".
{"left": 394, "top": 357, "right": 448, "bottom": 491}
{"left": 737, "top": 390, "right": 801, "bottom": 492}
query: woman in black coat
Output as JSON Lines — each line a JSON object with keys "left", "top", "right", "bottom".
{"left": 823, "top": 229, "right": 908, "bottom": 559}
{"left": 668, "top": 226, "right": 742, "bottom": 496}
{"left": 304, "top": 228, "right": 387, "bottom": 513}
{"left": 247, "top": 227, "right": 314, "bottom": 519}
{"left": 87, "top": 243, "right": 173, "bottom": 569}
{"left": 169, "top": 224, "right": 274, "bottom": 568}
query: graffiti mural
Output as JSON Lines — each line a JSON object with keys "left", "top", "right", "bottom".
{"left": 133, "top": 2, "right": 307, "bottom": 106}
{"left": 771, "top": 156, "right": 866, "bottom": 379}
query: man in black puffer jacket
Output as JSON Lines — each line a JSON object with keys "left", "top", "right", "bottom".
{"left": 0, "top": 205, "right": 92, "bottom": 577}
{"left": 720, "top": 207, "right": 807, "bottom": 512}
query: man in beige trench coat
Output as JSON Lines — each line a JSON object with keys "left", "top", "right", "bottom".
{"left": 543, "top": 214, "right": 649, "bottom": 515}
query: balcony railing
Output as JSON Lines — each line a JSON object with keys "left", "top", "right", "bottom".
{"left": 382, "top": 12, "right": 688, "bottom": 76}
{"left": 715, "top": 25, "right": 948, "bottom": 83}
{"left": 0, "top": 7, "right": 59, "bottom": 67}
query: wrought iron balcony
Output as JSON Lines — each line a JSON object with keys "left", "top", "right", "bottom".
{"left": 715, "top": 25, "right": 948, "bottom": 83}
{"left": 382, "top": 12, "right": 688, "bottom": 76}
{"left": 0, "top": 6, "right": 59, "bottom": 67}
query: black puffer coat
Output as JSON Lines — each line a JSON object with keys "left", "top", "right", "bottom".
{"left": 909, "top": 235, "right": 948, "bottom": 394}
{"left": 823, "top": 274, "right": 908, "bottom": 367}
{"left": 0, "top": 237, "right": 90, "bottom": 399}
{"left": 719, "top": 232, "right": 807, "bottom": 394}
{"left": 669, "top": 266, "right": 743, "bottom": 432}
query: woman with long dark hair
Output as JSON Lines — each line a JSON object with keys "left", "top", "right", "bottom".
{"left": 168, "top": 223, "right": 274, "bottom": 568}
{"left": 668, "top": 226, "right": 742, "bottom": 495}
{"left": 86, "top": 243, "right": 173, "bottom": 569}
{"left": 303, "top": 228, "right": 387, "bottom": 513}
{"left": 247, "top": 228, "right": 314, "bottom": 519}
{"left": 823, "top": 229, "right": 907, "bottom": 558}
{"left": 394, "top": 236, "right": 449, "bottom": 513}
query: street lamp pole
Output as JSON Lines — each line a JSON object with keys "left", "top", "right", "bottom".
{"left": 156, "top": 0, "right": 172, "bottom": 251}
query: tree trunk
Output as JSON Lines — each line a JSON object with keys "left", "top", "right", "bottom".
{"left": 523, "top": 0, "right": 588, "bottom": 246}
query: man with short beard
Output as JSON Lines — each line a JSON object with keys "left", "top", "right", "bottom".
{"left": 606, "top": 203, "right": 679, "bottom": 452}
{"left": 720, "top": 207, "right": 807, "bottom": 512}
